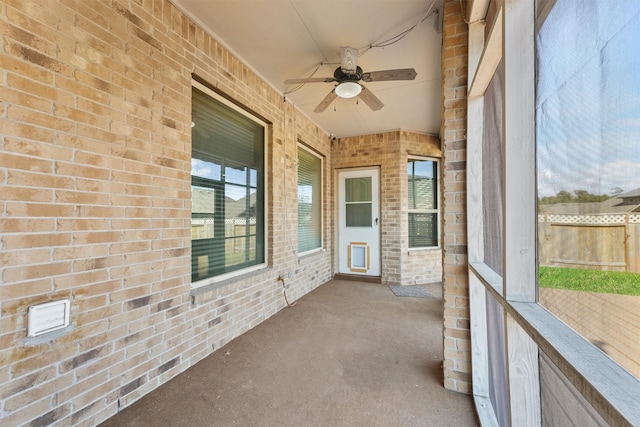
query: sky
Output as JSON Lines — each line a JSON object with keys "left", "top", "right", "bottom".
{"left": 536, "top": 0, "right": 640, "bottom": 197}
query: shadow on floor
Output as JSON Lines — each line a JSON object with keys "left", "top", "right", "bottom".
{"left": 100, "top": 279, "right": 478, "bottom": 426}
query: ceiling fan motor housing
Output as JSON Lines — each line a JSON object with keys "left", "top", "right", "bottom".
{"left": 334, "top": 65, "right": 363, "bottom": 83}
{"left": 339, "top": 46, "right": 358, "bottom": 74}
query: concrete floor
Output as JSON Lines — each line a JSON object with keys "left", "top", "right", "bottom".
{"left": 100, "top": 279, "right": 478, "bottom": 426}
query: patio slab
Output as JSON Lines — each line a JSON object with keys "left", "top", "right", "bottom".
{"left": 99, "top": 279, "right": 478, "bottom": 426}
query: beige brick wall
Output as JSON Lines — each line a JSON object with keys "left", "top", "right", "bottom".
{"left": 332, "top": 130, "right": 442, "bottom": 286}
{"left": 0, "top": 1, "right": 332, "bottom": 425}
{"left": 0, "top": 0, "right": 472, "bottom": 424}
{"left": 441, "top": 0, "right": 471, "bottom": 394}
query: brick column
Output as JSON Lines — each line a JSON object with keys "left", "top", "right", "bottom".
{"left": 441, "top": 0, "right": 471, "bottom": 394}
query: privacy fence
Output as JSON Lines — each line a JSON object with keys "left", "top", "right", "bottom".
{"left": 538, "top": 213, "right": 640, "bottom": 273}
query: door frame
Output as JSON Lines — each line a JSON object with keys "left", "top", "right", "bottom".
{"left": 336, "top": 166, "right": 381, "bottom": 277}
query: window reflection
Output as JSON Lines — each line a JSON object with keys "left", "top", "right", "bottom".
{"left": 191, "top": 87, "right": 265, "bottom": 282}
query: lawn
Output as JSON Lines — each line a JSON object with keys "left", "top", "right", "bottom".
{"left": 538, "top": 266, "right": 640, "bottom": 296}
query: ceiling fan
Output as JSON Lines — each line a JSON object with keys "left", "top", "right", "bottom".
{"left": 284, "top": 47, "right": 417, "bottom": 113}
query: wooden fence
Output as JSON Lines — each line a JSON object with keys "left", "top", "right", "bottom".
{"left": 538, "top": 213, "right": 640, "bottom": 273}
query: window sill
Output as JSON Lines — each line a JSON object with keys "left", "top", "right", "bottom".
{"left": 298, "top": 247, "right": 326, "bottom": 260}
{"left": 190, "top": 266, "right": 272, "bottom": 305}
{"left": 408, "top": 246, "right": 440, "bottom": 254}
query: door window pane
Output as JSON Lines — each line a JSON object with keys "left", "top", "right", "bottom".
{"left": 345, "top": 177, "right": 372, "bottom": 227}
{"left": 345, "top": 177, "right": 372, "bottom": 202}
{"left": 346, "top": 204, "right": 372, "bottom": 227}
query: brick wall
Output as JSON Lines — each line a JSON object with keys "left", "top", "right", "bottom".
{"left": 441, "top": 0, "right": 471, "bottom": 394}
{"left": 0, "top": 1, "right": 332, "bottom": 425}
{"left": 332, "top": 130, "right": 442, "bottom": 286}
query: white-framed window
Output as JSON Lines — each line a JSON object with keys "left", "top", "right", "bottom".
{"left": 297, "top": 144, "right": 323, "bottom": 254}
{"left": 407, "top": 157, "right": 439, "bottom": 248}
{"left": 191, "top": 81, "right": 267, "bottom": 285}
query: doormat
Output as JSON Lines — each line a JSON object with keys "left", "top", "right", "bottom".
{"left": 389, "top": 285, "right": 436, "bottom": 299}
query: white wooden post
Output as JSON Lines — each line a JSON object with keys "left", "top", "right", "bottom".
{"left": 503, "top": 0, "right": 541, "bottom": 425}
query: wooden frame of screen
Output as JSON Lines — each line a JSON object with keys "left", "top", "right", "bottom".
{"left": 465, "top": 0, "right": 640, "bottom": 426}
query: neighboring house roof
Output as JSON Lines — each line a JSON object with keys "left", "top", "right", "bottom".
{"left": 618, "top": 188, "right": 640, "bottom": 199}
{"left": 539, "top": 188, "right": 640, "bottom": 214}
{"left": 226, "top": 193, "right": 257, "bottom": 219}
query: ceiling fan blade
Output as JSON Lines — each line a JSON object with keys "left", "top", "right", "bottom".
{"left": 283, "top": 77, "right": 336, "bottom": 85}
{"left": 358, "top": 85, "right": 384, "bottom": 111}
{"left": 361, "top": 68, "right": 417, "bottom": 82}
{"left": 313, "top": 90, "right": 338, "bottom": 113}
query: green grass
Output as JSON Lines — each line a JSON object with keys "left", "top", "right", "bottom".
{"left": 538, "top": 266, "right": 640, "bottom": 296}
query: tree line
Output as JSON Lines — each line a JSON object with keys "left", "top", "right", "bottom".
{"left": 538, "top": 189, "right": 620, "bottom": 205}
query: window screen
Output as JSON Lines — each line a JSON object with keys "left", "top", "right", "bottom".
{"left": 536, "top": 0, "right": 640, "bottom": 379}
{"left": 482, "top": 62, "right": 504, "bottom": 275}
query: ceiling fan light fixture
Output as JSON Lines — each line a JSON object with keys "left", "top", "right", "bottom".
{"left": 335, "top": 81, "right": 362, "bottom": 99}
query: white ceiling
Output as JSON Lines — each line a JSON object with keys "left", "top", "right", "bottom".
{"left": 171, "top": 0, "right": 444, "bottom": 138}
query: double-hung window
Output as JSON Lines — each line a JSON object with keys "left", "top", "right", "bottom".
{"left": 407, "top": 158, "right": 439, "bottom": 248}
{"left": 297, "top": 145, "right": 323, "bottom": 254}
{"left": 191, "top": 83, "right": 266, "bottom": 284}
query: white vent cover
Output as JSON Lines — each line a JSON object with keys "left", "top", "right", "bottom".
{"left": 27, "top": 299, "right": 70, "bottom": 337}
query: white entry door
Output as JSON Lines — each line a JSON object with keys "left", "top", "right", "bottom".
{"left": 338, "top": 168, "right": 380, "bottom": 276}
